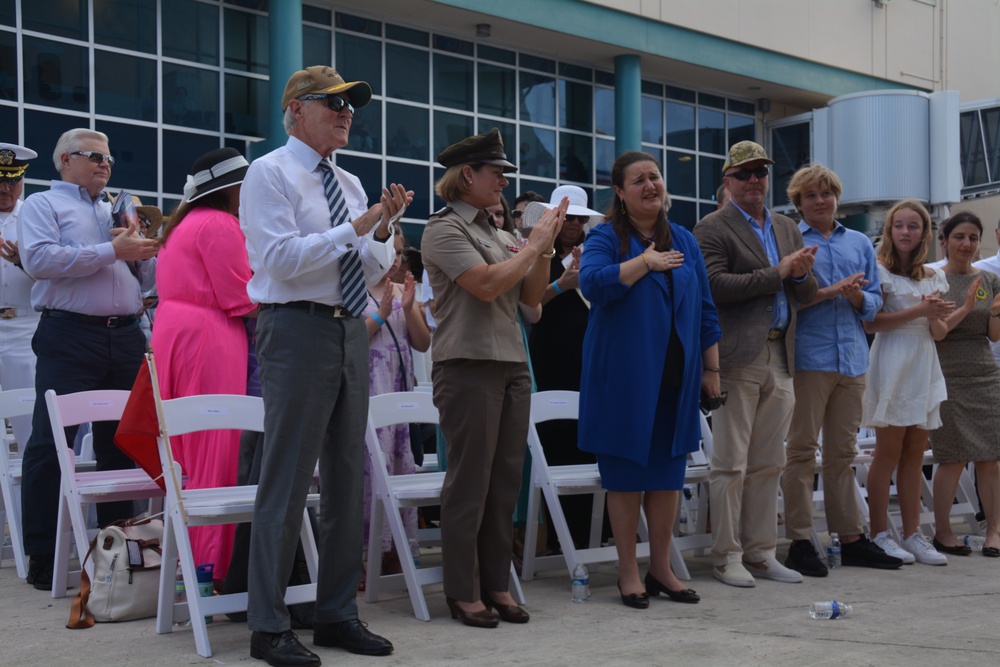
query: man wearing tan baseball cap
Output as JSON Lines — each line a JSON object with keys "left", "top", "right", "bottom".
{"left": 242, "top": 66, "right": 410, "bottom": 666}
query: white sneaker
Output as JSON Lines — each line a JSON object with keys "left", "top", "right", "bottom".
{"left": 713, "top": 562, "right": 756, "bottom": 587}
{"left": 744, "top": 557, "right": 803, "bottom": 583}
{"left": 873, "top": 531, "right": 916, "bottom": 564}
{"left": 902, "top": 533, "right": 948, "bottom": 566}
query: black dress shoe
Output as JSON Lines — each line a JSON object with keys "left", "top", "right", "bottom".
{"left": 481, "top": 589, "right": 530, "bottom": 623}
{"left": 841, "top": 535, "right": 903, "bottom": 569}
{"left": 26, "top": 555, "right": 54, "bottom": 591}
{"left": 313, "top": 619, "right": 393, "bottom": 656}
{"left": 617, "top": 582, "right": 649, "bottom": 609}
{"left": 983, "top": 546, "right": 1000, "bottom": 558}
{"left": 250, "top": 630, "right": 320, "bottom": 667}
{"left": 932, "top": 537, "right": 972, "bottom": 556}
{"left": 644, "top": 571, "right": 700, "bottom": 603}
{"left": 445, "top": 597, "right": 499, "bottom": 628}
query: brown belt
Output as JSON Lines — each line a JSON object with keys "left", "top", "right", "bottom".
{"left": 767, "top": 328, "right": 786, "bottom": 341}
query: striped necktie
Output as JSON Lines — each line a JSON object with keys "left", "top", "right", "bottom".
{"left": 318, "top": 161, "right": 367, "bottom": 317}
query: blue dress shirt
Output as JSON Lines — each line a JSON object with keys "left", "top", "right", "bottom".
{"left": 794, "top": 220, "right": 882, "bottom": 376}
{"left": 731, "top": 200, "right": 790, "bottom": 331}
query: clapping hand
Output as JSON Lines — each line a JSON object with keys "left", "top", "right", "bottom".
{"left": 526, "top": 197, "right": 568, "bottom": 256}
{"left": 0, "top": 238, "right": 20, "bottom": 266}
{"left": 922, "top": 291, "right": 956, "bottom": 320}
{"left": 401, "top": 272, "right": 418, "bottom": 312}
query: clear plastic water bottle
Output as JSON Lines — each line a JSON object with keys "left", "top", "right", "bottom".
{"left": 810, "top": 601, "right": 852, "bottom": 619}
{"left": 962, "top": 534, "right": 986, "bottom": 550}
{"left": 409, "top": 538, "right": 421, "bottom": 566}
{"left": 196, "top": 563, "right": 214, "bottom": 624}
{"left": 173, "top": 562, "right": 190, "bottom": 627}
{"left": 827, "top": 532, "right": 842, "bottom": 569}
{"left": 571, "top": 563, "right": 590, "bottom": 603}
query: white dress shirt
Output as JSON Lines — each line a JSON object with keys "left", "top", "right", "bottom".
{"left": 0, "top": 200, "right": 36, "bottom": 312}
{"left": 240, "top": 135, "right": 394, "bottom": 306}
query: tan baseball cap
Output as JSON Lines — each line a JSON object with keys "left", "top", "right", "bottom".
{"left": 723, "top": 140, "right": 774, "bottom": 173}
{"left": 281, "top": 66, "right": 372, "bottom": 111}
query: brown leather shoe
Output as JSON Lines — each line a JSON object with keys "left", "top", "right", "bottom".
{"left": 445, "top": 598, "right": 499, "bottom": 628}
{"left": 481, "top": 590, "right": 530, "bottom": 623}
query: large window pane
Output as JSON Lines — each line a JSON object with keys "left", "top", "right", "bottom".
{"left": 386, "top": 161, "right": 430, "bottom": 221}
{"left": 23, "top": 0, "right": 85, "bottom": 40}
{"left": 433, "top": 54, "right": 472, "bottom": 111}
{"left": 386, "top": 103, "right": 428, "bottom": 160}
{"left": 22, "top": 37, "right": 88, "bottom": 113}
{"left": 335, "top": 34, "right": 381, "bottom": 96}
{"left": 698, "top": 108, "right": 726, "bottom": 155}
{"left": 163, "top": 0, "right": 219, "bottom": 65}
{"left": 0, "top": 0, "right": 13, "bottom": 26}
{"left": 665, "top": 150, "right": 695, "bottom": 198}
{"left": 559, "top": 132, "right": 591, "bottom": 183}
{"left": 520, "top": 73, "right": 555, "bottom": 126}
{"left": 434, "top": 111, "right": 473, "bottom": 158}
{"left": 225, "top": 8, "right": 268, "bottom": 74}
{"left": 665, "top": 102, "right": 695, "bottom": 149}
{"left": 386, "top": 44, "right": 428, "bottom": 104}
{"left": 559, "top": 80, "right": 592, "bottom": 133}
{"left": 669, "top": 199, "right": 697, "bottom": 230}
{"left": 335, "top": 154, "right": 382, "bottom": 211}
{"left": 478, "top": 63, "right": 516, "bottom": 119}
{"left": 596, "top": 138, "right": 614, "bottom": 186}
{"left": 983, "top": 107, "right": 1000, "bottom": 184}
{"left": 162, "top": 130, "right": 220, "bottom": 195}
{"left": 520, "top": 127, "right": 555, "bottom": 178}
{"left": 303, "top": 25, "right": 331, "bottom": 69}
{"left": 96, "top": 121, "right": 157, "bottom": 193}
{"left": 517, "top": 179, "right": 555, "bottom": 203}
{"left": 595, "top": 87, "right": 614, "bottom": 137}
{"left": 94, "top": 0, "right": 156, "bottom": 54}
{"left": 24, "top": 110, "right": 77, "bottom": 182}
{"left": 0, "top": 105, "right": 15, "bottom": 144}
{"left": 225, "top": 74, "right": 267, "bottom": 137}
{"left": 960, "top": 112, "right": 988, "bottom": 188}
{"left": 162, "top": 64, "right": 219, "bottom": 131}
{"left": 95, "top": 52, "right": 157, "bottom": 122}
{"left": 728, "top": 114, "right": 755, "bottom": 147}
{"left": 769, "top": 122, "right": 811, "bottom": 208}
{"left": 0, "top": 30, "right": 16, "bottom": 100}
{"left": 641, "top": 96, "right": 663, "bottom": 144}
{"left": 699, "top": 156, "right": 724, "bottom": 201}
{"left": 347, "top": 100, "right": 382, "bottom": 154}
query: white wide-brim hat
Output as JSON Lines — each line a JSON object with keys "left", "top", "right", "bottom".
{"left": 521, "top": 184, "right": 604, "bottom": 229}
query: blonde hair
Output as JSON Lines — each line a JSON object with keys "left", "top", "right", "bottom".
{"left": 786, "top": 164, "right": 843, "bottom": 210}
{"left": 877, "top": 199, "right": 932, "bottom": 280}
{"left": 434, "top": 165, "right": 471, "bottom": 202}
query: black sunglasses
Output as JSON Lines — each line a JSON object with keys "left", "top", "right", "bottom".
{"left": 70, "top": 151, "right": 115, "bottom": 167}
{"left": 299, "top": 94, "right": 355, "bottom": 115}
{"left": 511, "top": 209, "right": 523, "bottom": 219}
{"left": 725, "top": 166, "right": 769, "bottom": 181}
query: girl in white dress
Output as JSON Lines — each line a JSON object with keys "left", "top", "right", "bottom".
{"left": 862, "top": 200, "right": 954, "bottom": 565}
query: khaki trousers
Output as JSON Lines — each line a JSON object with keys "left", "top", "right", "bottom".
{"left": 710, "top": 340, "right": 795, "bottom": 565}
{"left": 782, "top": 370, "right": 866, "bottom": 540}
{"left": 433, "top": 359, "right": 531, "bottom": 602}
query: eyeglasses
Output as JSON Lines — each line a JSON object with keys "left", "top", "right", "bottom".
{"left": 69, "top": 151, "right": 115, "bottom": 167}
{"left": 299, "top": 94, "right": 355, "bottom": 115}
{"left": 511, "top": 209, "right": 524, "bottom": 219}
{"left": 564, "top": 214, "right": 586, "bottom": 223}
{"left": 725, "top": 166, "right": 769, "bottom": 181}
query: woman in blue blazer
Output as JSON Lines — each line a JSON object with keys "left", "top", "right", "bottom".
{"left": 579, "top": 151, "right": 722, "bottom": 608}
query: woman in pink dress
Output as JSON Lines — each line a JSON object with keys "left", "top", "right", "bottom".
{"left": 151, "top": 148, "right": 255, "bottom": 584}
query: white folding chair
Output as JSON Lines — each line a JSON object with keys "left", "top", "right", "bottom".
{"left": 671, "top": 412, "right": 715, "bottom": 577}
{"left": 150, "top": 381, "right": 320, "bottom": 659}
{"left": 0, "top": 387, "right": 36, "bottom": 578}
{"left": 363, "top": 390, "right": 524, "bottom": 621}
{"left": 46, "top": 388, "right": 165, "bottom": 598}
{"left": 521, "top": 391, "right": 690, "bottom": 581}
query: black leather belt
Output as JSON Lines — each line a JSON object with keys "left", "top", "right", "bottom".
{"left": 42, "top": 309, "right": 139, "bottom": 328}
{"left": 262, "top": 301, "right": 351, "bottom": 318}
{"left": 767, "top": 328, "right": 786, "bottom": 341}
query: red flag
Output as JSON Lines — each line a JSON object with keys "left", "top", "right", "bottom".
{"left": 114, "top": 361, "right": 165, "bottom": 491}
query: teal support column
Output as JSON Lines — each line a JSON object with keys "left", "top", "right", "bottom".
{"left": 614, "top": 54, "right": 642, "bottom": 158}
{"left": 259, "top": 1, "right": 303, "bottom": 158}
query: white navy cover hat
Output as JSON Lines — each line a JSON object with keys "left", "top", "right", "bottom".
{"left": 0, "top": 143, "right": 37, "bottom": 182}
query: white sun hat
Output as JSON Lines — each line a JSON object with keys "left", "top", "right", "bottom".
{"left": 521, "top": 184, "right": 604, "bottom": 229}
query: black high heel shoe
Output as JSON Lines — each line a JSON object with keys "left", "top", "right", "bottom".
{"left": 644, "top": 571, "right": 700, "bottom": 604}
{"left": 617, "top": 582, "right": 649, "bottom": 609}
{"left": 445, "top": 597, "right": 499, "bottom": 628}
{"left": 481, "top": 589, "right": 530, "bottom": 624}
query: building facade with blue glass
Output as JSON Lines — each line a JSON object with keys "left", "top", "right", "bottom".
{"left": 3, "top": 0, "right": 997, "bottom": 236}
